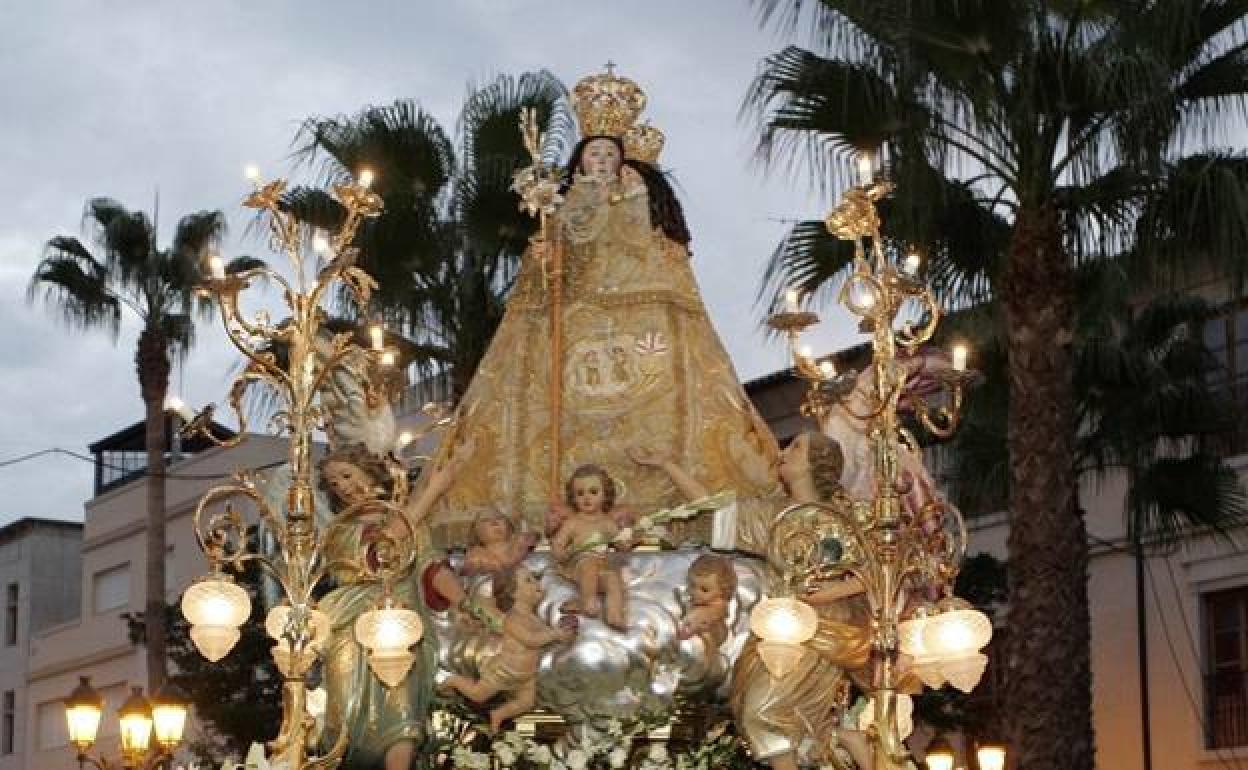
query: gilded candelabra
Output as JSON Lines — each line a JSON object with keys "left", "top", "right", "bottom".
{"left": 757, "top": 156, "right": 990, "bottom": 770}
{"left": 177, "top": 170, "right": 426, "bottom": 770}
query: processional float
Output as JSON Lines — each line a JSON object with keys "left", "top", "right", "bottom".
{"left": 163, "top": 67, "right": 996, "bottom": 770}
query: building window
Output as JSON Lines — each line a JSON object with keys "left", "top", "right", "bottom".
{"left": 92, "top": 564, "right": 129, "bottom": 614}
{"left": 35, "top": 699, "right": 65, "bottom": 750}
{"left": 2, "top": 690, "right": 13, "bottom": 755}
{"left": 4, "top": 584, "right": 16, "bottom": 646}
{"left": 1204, "top": 308, "right": 1248, "bottom": 453}
{"left": 1205, "top": 586, "right": 1248, "bottom": 748}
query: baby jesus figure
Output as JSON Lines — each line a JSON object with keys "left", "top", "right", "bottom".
{"left": 462, "top": 507, "right": 537, "bottom": 576}
{"left": 549, "top": 464, "right": 632, "bottom": 629}
{"left": 679, "top": 554, "right": 737, "bottom": 651}
{"left": 440, "top": 566, "right": 576, "bottom": 732}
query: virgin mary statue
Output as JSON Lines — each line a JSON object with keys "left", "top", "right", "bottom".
{"left": 429, "top": 68, "right": 779, "bottom": 538}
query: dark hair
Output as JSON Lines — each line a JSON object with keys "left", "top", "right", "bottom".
{"left": 317, "top": 444, "right": 391, "bottom": 509}
{"left": 493, "top": 568, "right": 521, "bottom": 613}
{"left": 564, "top": 463, "right": 616, "bottom": 512}
{"left": 806, "top": 431, "right": 845, "bottom": 502}
{"left": 563, "top": 136, "right": 691, "bottom": 246}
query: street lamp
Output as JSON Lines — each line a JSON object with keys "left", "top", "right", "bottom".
{"left": 65, "top": 676, "right": 103, "bottom": 754}
{"left": 976, "top": 743, "right": 1007, "bottom": 770}
{"left": 64, "top": 677, "right": 186, "bottom": 770}
{"left": 923, "top": 737, "right": 955, "bottom": 770}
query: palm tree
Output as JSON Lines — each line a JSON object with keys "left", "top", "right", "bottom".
{"left": 28, "top": 199, "right": 253, "bottom": 691}
{"left": 939, "top": 266, "right": 1248, "bottom": 766}
{"left": 746, "top": 3, "right": 1248, "bottom": 767}
{"left": 283, "top": 71, "right": 573, "bottom": 402}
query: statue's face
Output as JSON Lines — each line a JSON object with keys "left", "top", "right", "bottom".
{"left": 580, "top": 138, "right": 622, "bottom": 181}
{"left": 572, "top": 475, "right": 606, "bottom": 514}
{"left": 322, "top": 460, "right": 375, "bottom": 505}
{"left": 691, "top": 572, "right": 722, "bottom": 606}
{"left": 778, "top": 433, "right": 812, "bottom": 488}
{"left": 476, "top": 515, "right": 511, "bottom": 545}
{"left": 515, "top": 567, "right": 543, "bottom": 604}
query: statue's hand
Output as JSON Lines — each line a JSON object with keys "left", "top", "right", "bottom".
{"left": 544, "top": 501, "right": 570, "bottom": 538}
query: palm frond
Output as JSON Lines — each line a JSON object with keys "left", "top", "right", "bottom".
{"left": 1135, "top": 151, "right": 1248, "bottom": 290}
{"left": 85, "top": 197, "right": 155, "bottom": 293}
{"left": 458, "top": 71, "right": 572, "bottom": 172}
{"left": 27, "top": 251, "right": 122, "bottom": 336}
{"left": 293, "top": 100, "right": 456, "bottom": 204}
{"left": 745, "top": 45, "right": 920, "bottom": 186}
{"left": 1128, "top": 455, "right": 1248, "bottom": 548}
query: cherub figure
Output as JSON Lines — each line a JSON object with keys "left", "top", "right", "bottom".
{"left": 462, "top": 507, "right": 537, "bottom": 576}
{"left": 679, "top": 554, "right": 737, "bottom": 652}
{"left": 441, "top": 567, "right": 576, "bottom": 732}
{"left": 549, "top": 464, "right": 631, "bottom": 629}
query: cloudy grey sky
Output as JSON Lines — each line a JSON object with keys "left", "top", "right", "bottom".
{"left": 0, "top": 1, "right": 859, "bottom": 525}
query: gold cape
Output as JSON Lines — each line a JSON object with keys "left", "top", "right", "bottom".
{"left": 429, "top": 174, "right": 778, "bottom": 543}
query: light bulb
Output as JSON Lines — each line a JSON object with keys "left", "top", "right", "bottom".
{"left": 396, "top": 431, "right": 414, "bottom": 449}
{"left": 370, "top": 324, "right": 384, "bottom": 351}
{"left": 244, "top": 164, "right": 260, "bottom": 183}
{"left": 208, "top": 255, "right": 226, "bottom": 280}
{"left": 358, "top": 169, "right": 375, "bottom": 188}
{"left": 903, "top": 250, "right": 922, "bottom": 275}
{"left": 380, "top": 350, "right": 396, "bottom": 367}
{"left": 977, "top": 744, "right": 1006, "bottom": 770}
{"left": 952, "top": 344, "right": 968, "bottom": 372}
{"left": 784, "top": 288, "right": 800, "bottom": 312}
{"left": 819, "top": 360, "right": 836, "bottom": 379}
{"left": 798, "top": 345, "right": 813, "bottom": 360}
{"left": 856, "top": 152, "right": 875, "bottom": 186}
{"left": 312, "top": 233, "right": 330, "bottom": 254}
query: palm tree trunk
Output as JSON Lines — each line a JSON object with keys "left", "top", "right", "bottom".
{"left": 137, "top": 326, "right": 170, "bottom": 693}
{"left": 1001, "top": 205, "right": 1094, "bottom": 770}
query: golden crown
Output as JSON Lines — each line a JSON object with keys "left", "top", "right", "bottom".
{"left": 623, "top": 121, "right": 665, "bottom": 164}
{"left": 572, "top": 67, "right": 647, "bottom": 138}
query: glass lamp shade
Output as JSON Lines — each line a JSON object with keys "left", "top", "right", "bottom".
{"left": 924, "top": 737, "right": 955, "bottom": 770}
{"left": 355, "top": 599, "right": 423, "bottom": 687}
{"left": 749, "top": 597, "right": 818, "bottom": 646}
{"left": 899, "top": 611, "right": 948, "bottom": 689}
{"left": 64, "top": 676, "right": 103, "bottom": 751}
{"left": 920, "top": 605, "right": 993, "bottom": 692}
{"left": 845, "top": 276, "right": 881, "bottom": 314}
{"left": 181, "top": 575, "right": 251, "bottom": 661}
{"left": 150, "top": 685, "right": 188, "bottom": 750}
{"left": 942, "top": 652, "right": 989, "bottom": 693}
{"left": 897, "top": 614, "right": 931, "bottom": 657}
{"left": 976, "top": 744, "right": 1006, "bottom": 770}
{"left": 265, "top": 603, "right": 331, "bottom": 652}
{"left": 922, "top": 607, "right": 993, "bottom": 661}
{"left": 117, "top": 687, "right": 153, "bottom": 757}
{"left": 755, "top": 641, "right": 804, "bottom": 679}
